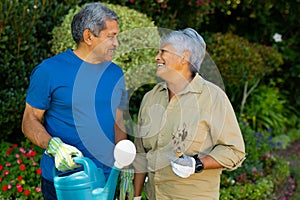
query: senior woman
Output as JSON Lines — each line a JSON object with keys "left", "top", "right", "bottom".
{"left": 133, "top": 28, "right": 246, "bottom": 200}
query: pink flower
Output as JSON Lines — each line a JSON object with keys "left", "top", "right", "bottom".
{"left": 19, "top": 147, "right": 26, "bottom": 154}
{"left": 7, "top": 184, "right": 12, "bottom": 189}
{"left": 15, "top": 154, "right": 20, "bottom": 158}
{"left": 17, "top": 159, "right": 22, "bottom": 164}
{"left": 129, "top": 0, "right": 134, "bottom": 3}
{"left": 36, "top": 187, "right": 42, "bottom": 192}
{"left": 5, "top": 162, "right": 11, "bottom": 167}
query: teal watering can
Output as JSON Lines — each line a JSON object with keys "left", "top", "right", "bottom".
{"left": 54, "top": 140, "right": 136, "bottom": 200}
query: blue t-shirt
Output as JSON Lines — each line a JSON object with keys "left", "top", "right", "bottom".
{"left": 26, "top": 49, "right": 128, "bottom": 181}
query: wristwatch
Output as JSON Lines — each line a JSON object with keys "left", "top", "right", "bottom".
{"left": 193, "top": 154, "right": 204, "bottom": 173}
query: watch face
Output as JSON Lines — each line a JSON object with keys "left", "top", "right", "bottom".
{"left": 195, "top": 163, "right": 203, "bottom": 173}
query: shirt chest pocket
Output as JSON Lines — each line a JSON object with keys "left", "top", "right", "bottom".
{"left": 183, "top": 121, "right": 211, "bottom": 155}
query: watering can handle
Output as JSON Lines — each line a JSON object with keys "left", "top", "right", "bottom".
{"left": 73, "top": 157, "right": 96, "bottom": 179}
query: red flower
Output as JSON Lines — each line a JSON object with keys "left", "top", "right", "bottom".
{"left": 0, "top": 165, "right": 3, "bottom": 170}
{"left": 4, "top": 170, "right": 9, "bottom": 176}
{"left": 24, "top": 189, "right": 30, "bottom": 196}
{"left": 16, "top": 184, "right": 23, "bottom": 192}
{"left": 36, "top": 168, "right": 42, "bottom": 175}
{"left": 0, "top": 177, "right": 3, "bottom": 182}
{"left": 18, "top": 176, "right": 23, "bottom": 181}
{"left": 20, "top": 164, "right": 26, "bottom": 171}
{"left": 30, "top": 150, "right": 36, "bottom": 157}
{"left": 2, "top": 185, "right": 8, "bottom": 191}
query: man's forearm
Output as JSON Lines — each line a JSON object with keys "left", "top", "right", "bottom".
{"left": 22, "top": 118, "right": 51, "bottom": 149}
{"left": 114, "top": 108, "right": 127, "bottom": 144}
{"left": 22, "top": 104, "right": 51, "bottom": 149}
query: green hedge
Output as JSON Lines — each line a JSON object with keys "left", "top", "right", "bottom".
{"left": 0, "top": 0, "right": 85, "bottom": 141}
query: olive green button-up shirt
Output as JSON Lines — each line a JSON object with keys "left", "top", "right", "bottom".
{"left": 134, "top": 74, "right": 245, "bottom": 200}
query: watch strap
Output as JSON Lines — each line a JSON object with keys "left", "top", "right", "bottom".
{"left": 193, "top": 154, "right": 204, "bottom": 173}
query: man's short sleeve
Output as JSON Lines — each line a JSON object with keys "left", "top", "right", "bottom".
{"left": 26, "top": 64, "right": 52, "bottom": 110}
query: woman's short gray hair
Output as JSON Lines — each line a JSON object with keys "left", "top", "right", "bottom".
{"left": 160, "top": 28, "right": 206, "bottom": 74}
{"left": 71, "top": 2, "right": 119, "bottom": 44}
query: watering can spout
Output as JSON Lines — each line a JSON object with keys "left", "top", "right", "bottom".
{"left": 93, "top": 139, "right": 136, "bottom": 200}
{"left": 92, "top": 166, "right": 120, "bottom": 200}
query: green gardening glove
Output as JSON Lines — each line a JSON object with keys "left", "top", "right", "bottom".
{"left": 46, "top": 137, "right": 83, "bottom": 172}
{"left": 119, "top": 168, "right": 134, "bottom": 200}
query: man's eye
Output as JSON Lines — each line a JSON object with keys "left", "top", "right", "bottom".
{"left": 108, "top": 35, "right": 117, "bottom": 39}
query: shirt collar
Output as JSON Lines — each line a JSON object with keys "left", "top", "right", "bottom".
{"left": 157, "top": 73, "right": 204, "bottom": 94}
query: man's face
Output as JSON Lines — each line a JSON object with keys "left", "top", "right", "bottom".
{"left": 91, "top": 19, "right": 119, "bottom": 63}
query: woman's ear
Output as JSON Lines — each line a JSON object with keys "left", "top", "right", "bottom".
{"left": 83, "top": 29, "right": 93, "bottom": 45}
{"left": 181, "top": 50, "right": 191, "bottom": 64}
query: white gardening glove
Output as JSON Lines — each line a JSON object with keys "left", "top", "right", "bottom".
{"left": 133, "top": 196, "right": 142, "bottom": 200}
{"left": 46, "top": 137, "right": 83, "bottom": 172}
{"left": 170, "top": 154, "right": 195, "bottom": 178}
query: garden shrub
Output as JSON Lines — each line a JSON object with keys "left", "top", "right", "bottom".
{"left": 220, "top": 123, "right": 290, "bottom": 199}
{"left": 0, "top": 0, "right": 86, "bottom": 141}
{"left": 206, "top": 32, "right": 283, "bottom": 115}
{"left": 242, "top": 85, "right": 293, "bottom": 135}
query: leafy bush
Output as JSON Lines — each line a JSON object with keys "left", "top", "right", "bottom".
{"left": 220, "top": 123, "right": 290, "bottom": 199}
{"left": 0, "top": 140, "right": 43, "bottom": 199}
{"left": 242, "top": 85, "right": 293, "bottom": 135}
{"left": 206, "top": 32, "right": 283, "bottom": 115}
{"left": 0, "top": 0, "right": 86, "bottom": 141}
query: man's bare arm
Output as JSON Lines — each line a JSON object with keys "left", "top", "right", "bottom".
{"left": 22, "top": 103, "right": 51, "bottom": 149}
{"left": 114, "top": 108, "right": 127, "bottom": 144}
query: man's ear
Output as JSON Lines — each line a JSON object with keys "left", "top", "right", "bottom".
{"left": 181, "top": 50, "right": 191, "bottom": 64}
{"left": 83, "top": 29, "right": 93, "bottom": 45}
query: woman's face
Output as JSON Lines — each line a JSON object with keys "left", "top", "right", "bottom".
{"left": 155, "top": 43, "right": 183, "bottom": 81}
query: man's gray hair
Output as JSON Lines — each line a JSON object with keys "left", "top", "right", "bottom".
{"left": 160, "top": 28, "right": 206, "bottom": 74}
{"left": 71, "top": 2, "right": 119, "bottom": 44}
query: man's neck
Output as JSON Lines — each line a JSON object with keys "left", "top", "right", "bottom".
{"left": 73, "top": 47, "right": 102, "bottom": 64}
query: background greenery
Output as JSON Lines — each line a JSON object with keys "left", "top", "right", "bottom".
{"left": 0, "top": 0, "right": 299, "bottom": 199}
